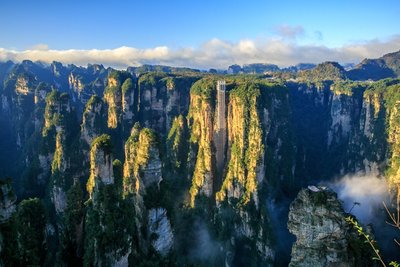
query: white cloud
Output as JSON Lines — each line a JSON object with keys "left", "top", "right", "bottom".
{"left": 329, "top": 173, "right": 390, "bottom": 223}
{"left": 29, "top": 44, "right": 49, "bottom": 51}
{"left": 1, "top": 35, "right": 399, "bottom": 69}
{"left": 275, "top": 24, "right": 305, "bottom": 39}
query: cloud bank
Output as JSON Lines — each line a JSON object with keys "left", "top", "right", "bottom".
{"left": 1, "top": 35, "right": 399, "bottom": 69}
{"left": 329, "top": 174, "right": 390, "bottom": 223}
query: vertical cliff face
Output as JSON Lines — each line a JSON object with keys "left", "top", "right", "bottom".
{"left": 217, "top": 81, "right": 296, "bottom": 265}
{"left": 40, "top": 91, "right": 82, "bottom": 264}
{"left": 216, "top": 83, "right": 263, "bottom": 206}
{"left": 288, "top": 187, "right": 375, "bottom": 267}
{"left": 122, "top": 124, "right": 161, "bottom": 235}
{"left": 328, "top": 92, "right": 354, "bottom": 148}
{"left": 288, "top": 188, "right": 352, "bottom": 266}
{"left": 0, "top": 68, "right": 39, "bottom": 191}
{"left": 50, "top": 131, "right": 68, "bottom": 214}
{"left": 84, "top": 135, "right": 134, "bottom": 267}
{"left": 68, "top": 72, "right": 85, "bottom": 96}
{"left": 388, "top": 100, "right": 400, "bottom": 188}
{"left": 148, "top": 207, "right": 174, "bottom": 256}
{"left": 41, "top": 90, "right": 77, "bottom": 189}
{"left": 326, "top": 83, "right": 364, "bottom": 175}
{"left": 80, "top": 95, "right": 107, "bottom": 147}
{"left": 10, "top": 72, "right": 37, "bottom": 149}
{"left": 122, "top": 125, "right": 174, "bottom": 259}
{"left": 14, "top": 72, "right": 36, "bottom": 96}
{"left": 123, "top": 124, "right": 162, "bottom": 197}
{"left": 3, "top": 59, "right": 400, "bottom": 266}
{"left": 215, "top": 82, "right": 272, "bottom": 265}
{"left": 67, "top": 64, "right": 107, "bottom": 110}
{"left": 288, "top": 82, "right": 331, "bottom": 182}
{"left": 122, "top": 78, "right": 135, "bottom": 125}
{"left": 138, "top": 73, "right": 200, "bottom": 135}
{"left": 104, "top": 76, "right": 123, "bottom": 129}
{"left": 166, "top": 115, "right": 188, "bottom": 172}
{"left": 86, "top": 135, "right": 114, "bottom": 198}
{"left": 43, "top": 90, "right": 72, "bottom": 134}
{"left": 384, "top": 83, "right": 400, "bottom": 197}
{"left": 350, "top": 85, "right": 387, "bottom": 174}
{"left": 185, "top": 79, "right": 296, "bottom": 265}
{"left": 104, "top": 71, "right": 133, "bottom": 130}
{"left": 187, "top": 78, "right": 216, "bottom": 207}
{"left": 34, "top": 82, "right": 51, "bottom": 130}
{"left": 288, "top": 80, "right": 388, "bottom": 180}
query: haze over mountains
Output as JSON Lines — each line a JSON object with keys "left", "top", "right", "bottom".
{"left": 1, "top": 49, "right": 399, "bottom": 79}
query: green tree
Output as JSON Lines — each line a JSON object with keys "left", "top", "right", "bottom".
{"left": 60, "top": 181, "right": 84, "bottom": 265}
{"left": 17, "top": 198, "right": 47, "bottom": 266}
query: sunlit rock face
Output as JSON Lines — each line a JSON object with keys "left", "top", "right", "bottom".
{"left": 138, "top": 73, "right": 199, "bottom": 134}
{"left": 87, "top": 135, "right": 114, "bottom": 198}
{"left": 0, "top": 57, "right": 400, "bottom": 266}
{"left": 81, "top": 95, "right": 107, "bottom": 147}
{"left": 288, "top": 187, "right": 352, "bottom": 267}
{"left": 148, "top": 208, "right": 174, "bottom": 256}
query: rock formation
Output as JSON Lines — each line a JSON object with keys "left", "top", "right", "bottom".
{"left": 288, "top": 187, "right": 372, "bottom": 267}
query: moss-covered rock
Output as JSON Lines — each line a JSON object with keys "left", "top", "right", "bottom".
{"left": 81, "top": 95, "right": 107, "bottom": 147}
{"left": 123, "top": 125, "right": 161, "bottom": 197}
{"left": 187, "top": 78, "right": 216, "bottom": 207}
{"left": 104, "top": 70, "right": 133, "bottom": 129}
{"left": 288, "top": 187, "right": 374, "bottom": 267}
{"left": 138, "top": 72, "right": 200, "bottom": 134}
{"left": 167, "top": 115, "right": 188, "bottom": 172}
{"left": 16, "top": 198, "right": 47, "bottom": 266}
{"left": 86, "top": 134, "right": 114, "bottom": 197}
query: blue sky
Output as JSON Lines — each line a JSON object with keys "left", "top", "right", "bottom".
{"left": 0, "top": 0, "right": 399, "bottom": 68}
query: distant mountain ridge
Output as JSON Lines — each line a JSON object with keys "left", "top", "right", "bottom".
{"left": 348, "top": 49, "right": 400, "bottom": 80}
{"left": 1, "top": 49, "right": 400, "bottom": 82}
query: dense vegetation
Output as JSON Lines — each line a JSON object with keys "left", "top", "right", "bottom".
{"left": 0, "top": 56, "right": 400, "bottom": 266}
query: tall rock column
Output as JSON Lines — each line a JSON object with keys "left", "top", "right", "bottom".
{"left": 104, "top": 70, "right": 134, "bottom": 131}
{"left": 80, "top": 95, "right": 107, "bottom": 148}
{"left": 123, "top": 124, "right": 162, "bottom": 215}
{"left": 84, "top": 134, "right": 134, "bottom": 267}
{"left": 187, "top": 79, "right": 216, "bottom": 207}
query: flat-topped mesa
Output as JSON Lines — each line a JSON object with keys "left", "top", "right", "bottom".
{"left": 86, "top": 134, "right": 114, "bottom": 198}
